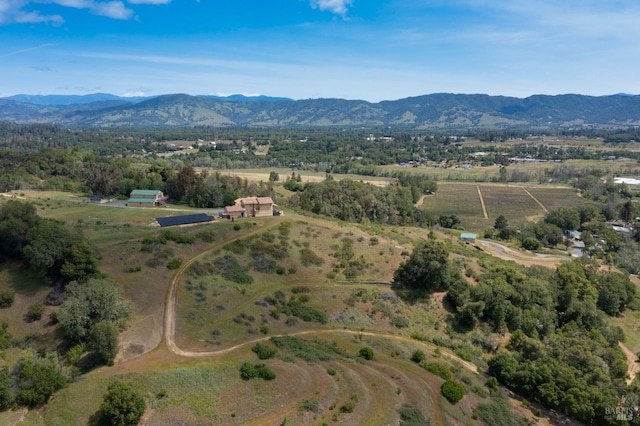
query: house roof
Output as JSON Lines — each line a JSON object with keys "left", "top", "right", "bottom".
{"left": 235, "top": 196, "right": 274, "bottom": 206}
{"left": 130, "top": 189, "right": 162, "bottom": 196}
{"left": 460, "top": 232, "right": 477, "bottom": 240}
{"left": 256, "top": 196, "right": 274, "bottom": 204}
{"left": 225, "top": 205, "right": 246, "bottom": 212}
{"left": 128, "top": 198, "right": 157, "bottom": 203}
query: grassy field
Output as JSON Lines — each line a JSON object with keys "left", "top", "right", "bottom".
{"left": 381, "top": 158, "right": 640, "bottom": 183}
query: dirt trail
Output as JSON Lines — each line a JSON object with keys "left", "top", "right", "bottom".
{"left": 618, "top": 342, "right": 639, "bottom": 385}
{"left": 476, "top": 185, "right": 488, "bottom": 219}
{"left": 521, "top": 186, "right": 548, "bottom": 213}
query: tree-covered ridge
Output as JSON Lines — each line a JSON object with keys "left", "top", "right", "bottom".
{"left": 439, "top": 259, "right": 637, "bottom": 424}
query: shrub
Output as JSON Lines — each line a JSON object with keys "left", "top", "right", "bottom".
{"left": 441, "top": 380, "right": 465, "bottom": 403}
{"left": 214, "top": 255, "right": 253, "bottom": 284}
{"left": 423, "top": 363, "right": 452, "bottom": 380}
{"left": 359, "top": 347, "right": 374, "bottom": 360}
{"left": 298, "top": 398, "right": 319, "bottom": 413}
{"left": 0, "top": 290, "right": 14, "bottom": 308}
{"left": 239, "top": 362, "right": 276, "bottom": 380}
{"left": 391, "top": 315, "right": 410, "bottom": 328}
{"left": 327, "top": 368, "right": 336, "bottom": 376}
{"left": 166, "top": 258, "right": 183, "bottom": 270}
{"left": 233, "top": 223, "right": 242, "bottom": 231}
{"left": 410, "top": 350, "right": 426, "bottom": 364}
{"left": 280, "top": 299, "right": 327, "bottom": 324}
{"left": 300, "top": 248, "right": 325, "bottom": 267}
{"left": 397, "top": 404, "right": 430, "bottom": 426}
{"left": 340, "top": 394, "right": 358, "bottom": 413}
{"left": 25, "top": 302, "right": 45, "bottom": 322}
{"left": 252, "top": 343, "right": 276, "bottom": 359}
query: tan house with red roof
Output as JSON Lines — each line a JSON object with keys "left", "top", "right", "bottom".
{"left": 224, "top": 196, "right": 275, "bottom": 218}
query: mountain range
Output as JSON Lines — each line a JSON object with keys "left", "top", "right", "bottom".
{"left": 0, "top": 92, "right": 639, "bottom": 129}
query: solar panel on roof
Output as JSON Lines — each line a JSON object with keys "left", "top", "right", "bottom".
{"left": 156, "top": 213, "right": 214, "bottom": 227}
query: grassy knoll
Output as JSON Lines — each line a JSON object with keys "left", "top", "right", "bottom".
{"left": 38, "top": 333, "right": 497, "bottom": 425}
{"left": 174, "top": 218, "right": 408, "bottom": 350}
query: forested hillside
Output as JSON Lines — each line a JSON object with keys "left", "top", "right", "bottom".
{"left": 1, "top": 93, "right": 640, "bottom": 128}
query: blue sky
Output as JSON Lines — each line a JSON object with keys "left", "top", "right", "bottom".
{"left": 1, "top": 0, "right": 639, "bottom": 101}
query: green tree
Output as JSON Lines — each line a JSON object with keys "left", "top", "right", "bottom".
{"left": 545, "top": 207, "right": 580, "bottom": 230}
{"left": 596, "top": 272, "right": 635, "bottom": 316}
{"left": 393, "top": 240, "right": 454, "bottom": 291}
{"left": 90, "top": 321, "right": 120, "bottom": 366}
{"left": 22, "top": 218, "right": 73, "bottom": 277}
{"left": 0, "top": 200, "right": 40, "bottom": 257}
{"left": 487, "top": 352, "right": 518, "bottom": 385}
{"left": 60, "top": 239, "right": 99, "bottom": 282}
{"left": 99, "top": 381, "right": 146, "bottom": 426}
{"left": 13, "top": 350, "right": 67, "bottom": 407}
{"left": 438, "top": 215, "right": 460, "bottom": 229}
{"left": 57, "top": 278, "right": 133, "bottom": 342}
{"left": 0, "top": 366, "right": 13, "bottom": 411}
{"left": 441, "top": 380, "right": 465, "bottom": 403}
{"left": 494, "top": 215, "right": 508, "bottom": 230}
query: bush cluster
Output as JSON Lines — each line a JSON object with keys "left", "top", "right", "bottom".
{"left": 239, "top": 362, "right": 276, "bottom": 380}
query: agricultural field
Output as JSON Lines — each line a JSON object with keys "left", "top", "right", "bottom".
{"left": 420, "top": 182, "right": 587, "bottom": 232}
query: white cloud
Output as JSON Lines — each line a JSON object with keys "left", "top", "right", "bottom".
{"left": 0, "top": 0, "right": 64, "bottom": 24}
{"left": 127, "top": 0, "right": 170, "bottom": 4}
{"left": 51, "top": 0, "right": 133, "bottom": 20}
{"left": 0, "top": 0, "right": 138, "bottom": 24}
{"left": 310, "top": 0, "right": 353, "bottom": 15}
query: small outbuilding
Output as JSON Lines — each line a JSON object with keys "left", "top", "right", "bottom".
{"left": 460, "top": 232, "right": 477, "bottom": 243}
{"left": 127, "top": 190, "right": 165, "bottom": 207}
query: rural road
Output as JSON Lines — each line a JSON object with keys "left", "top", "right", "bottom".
{"left": 478, "top": 239, "right": 570, "bottom": 266}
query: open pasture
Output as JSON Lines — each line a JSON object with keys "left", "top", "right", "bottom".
{"left": 203, "top": 167, "right": 393, "bottom": 186}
